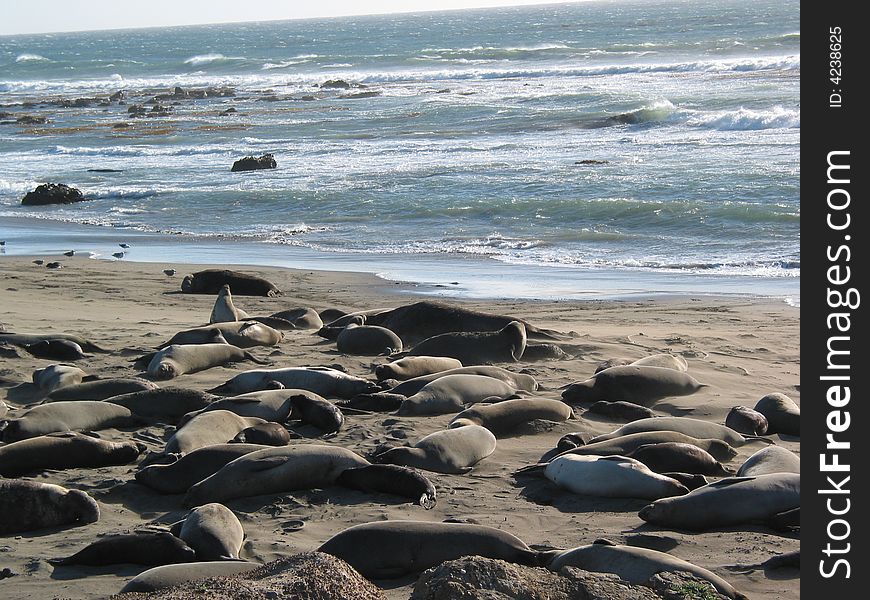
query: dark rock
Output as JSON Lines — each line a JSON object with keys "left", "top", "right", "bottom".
{"left": 112, "top": 552, "right": 384, "bottom": 600}
{"left": 340, "top": 91, "right": 381, "bottom": 99}
{"left": 218, "top": 107, "right": 237, "bottom": 116}
{"left": 16, "top": 115, "right": 48, "bottom": 125}
{"left": 0, "top": 111, "right": 13, "bottom": 119}
{"left": 411, "top": 557, "right": 661, "bottom": 600}
{"left": 319, "top": 79, "right": 352, "bottom": 89}
{"left": 231, "top": 153, "right": 277, "bottom": 172}
{"left": 173, "top": 86, "right": 187, "bottom": 97}
{"left": 575, "top": 160, "right": 610, "bottom": 165}
{"left": 109, "top": 90, "right": 126, "bottom": 102}
{"left": 127, "top": 104, "right": 146, "bottom": 115}
{"left": 21, "top": 183, "right": 88, "bottom": 206}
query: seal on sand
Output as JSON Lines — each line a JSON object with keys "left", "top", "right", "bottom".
{"left": 562, "top": 366, "right": 707, "bottom": 407}
{"left": 170, "top": 502, "right": 245, "bottom": 560}
{"left": 626, "top": 442, "right": 733, "bottom": 476}
{"left": 336, "top": 324, "right": 403, "bottom": 356}
{"left": 164, "top": 410, "right": 268, "bottom": 456}
{"left": 589, "top": 416, "right": 767, "bottom": 447}
{"left": 47, "top": 377, "right": 157, "bottom": 401}
{"left": 0, "top": 432, "right": 144, "bottom": 477}
{"left": 405, "top": 321, "right": 527, "bottom": 364}
{"left": 736, "top": 445, "right": 800, "bottom": 477}
{"left": 24, "top": 339, "right": 88, "bottom": 360}
{"left": 396, "top": 374, "right": 519, "bottom": 416}
{"left": 336, "top": 464, "right": 437, "bottom": 509}
{"left": 0, "top": 479, "right": 99, "bottom": 534}
{"left": 139, "top": 343, "right": 269, "bottom": 380}
{"left": 374, "top": 356, "right": 463, "bottom": 381}
{"left": 374, "top": 425, "right": 496, "bottom": 474}
{"left": 48, "top": 531, "right": 196, "bottom": 566}
{"left": 638, "top": 473, "right": 800, "bottom": 531}
{"left": 32, "top": 364, "right": 89, "bottom": 393}
{"left": 388, "top": 365, "right": 538, "bottom": 396}
{"left": 208, "top": 367, "right": 379, "bottom": 398}
{"left": 541, "top": 454, "right": 688, "bottom": 500}
{"left": 181, "top": 269, "right": 280, "bottom": 296}
{"left": 586, "top": 400, "right": 655, "bottom": 422}
{"left": 160, "top": 321, "right": 283, "bottom": 349}
{"left": 232, "top": 422, "right": 292, "bottom": 445}
{"left": 104, "top": 387, "right": 217, "bottom": 422}
{"left": 184, "top": 444, "right": 369, "bottom": 506}
{"left": 135, "top": 443, "right": 270, "bottom": 494}
{"left": 549, "top": 540, "right": 747, "bottom": 600}
{"left": 449, "top": 397, "right": 572, "bottom": 436}
{"left": 210, "top": 284, "right": 250, "bottom": 323}
{"left": 553, "top": 431, "right": 738, "bottom": 463}
{"left": 1, "top": 401, "right": 136, "bottom": 442}
{"left": 0, "top": 332, "right": 108, "bottom": 353}
{"left": 318, "top": 520, "right": 549, "bottom": 579}
{"left": 725, "top": 405, "right": 769, "bottom": 436}
{"left": 269, "top": 307, "right": 323, "bottom": 329}
{"left": 753, "top": 393, "right": 800, "bottom": 436}
{"left": 288, "top": 393, "right": 344, "bottom": 433}
{"left": 120, "top": 561, "right": 260, "bottom": 593}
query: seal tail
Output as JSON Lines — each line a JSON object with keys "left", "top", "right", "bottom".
{"left": 514, "top": 463, "right": 547, "bottom": 477}
{"left": 742, "top": 435, "right": 775, "bottom": 445}
{"left": 242, "top": 352, "right": 272, "bottom": 366}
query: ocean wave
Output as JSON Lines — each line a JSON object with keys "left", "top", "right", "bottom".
{"left": 15, "top": 53, "right": 50, "bottom": 63}
{"left": 183, "top": 53, "right": 246, "bottom": 66}
{"left": 684, "top": 106, "right": 799, "bottom": 130}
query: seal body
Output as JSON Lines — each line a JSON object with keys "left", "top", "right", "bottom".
{"left": 269, "top": 307, "right": 323, "bottom": 329}
{"left": 184, "top": 444, "right": 370, "bottom": 506}
{"left": 178, "top": 389, "right": 319, "bottom": 425}
{"left": 288, "top": 393, "right": 344, "bottom": 433}
{"left": 49, "top": 532, "right": 196, "bottom": 566}
{"left": 135, "top": 443, "right": 269, "bottom": 494}
{"left": 0, "top": 432, "right": 144, "bottom": 476}
{"left": 544, "top": 455, "right": 688, "bottom": 499}
{"left": 753, "top": 393, "right": 800, "bottom": 436}
{"left": 120, "top": 562, "right": 260, "bottom": 593}
{"left": 47, "top": 377, "right": 157, "bottom": 401}
{"left": 375, "top": 356, "right": 462, "bottom": 381}
{"left": 562, "top": 366, "right": 706, "bottom": 406}
{"left": 161, "top": 321, "right": 282, "bottom": 349}
{"left": 374, "top": 425, "right": 497, "bottom": 474}
{"left": 173, "top": 503, "right": 244, "bottom": 560}
{"left": 209, "top": 367, "right": 378, "bottom": 398}
{"left": 407, "top": 321, "right": 527, "bottom": 364}
{"left": 146, "top": 343, "right": 260, "bottom": 380}
{"left": 24, "top": 339, "right": 87, "bottom": 360}
{"left": 0, "top": 480, "right": 99, "bottom": 534}
{"left": 396, "top": 374, "right": 518, "bottom": 416}
{"left": 32, "top": 364, "right": 88, "bottom": 393}
{"left": 736, "top": 446, "right": 800, "bottom": 477}
{"left": 627, "top": 442, "right": 733, "bottom": 476}
{"left": 105, "top": 387, "right": 217, "bottom": 422}
{"left": 586, "top": 400, "right": 655, "bottom": 422}
{"left": 318, "top": 520, "right": 544, "bottom": 579}
{"left": 336, "top": 324, "right": 403, "bottom": 356}
{"left": 591, "top": 417, "right": 753, "bottom": 447}
{"left": 232, "top": 422, "right": 291, "bottom": 445}
{"left": 449, "top": 398, "right": 572, "bottom": 435}
{"left": 2, "top": 401, "right": 135, "bottom": 442}
{"left": 165, "top": 410, "right": 268, "bottom": 455}
{"left": 638, "top": 473, "right": 800, "bottom": 531}
{"left": 181, "top": 269, "right": 280, "bottom": 296}
{"left": 210, "top": 284, "right": 249, "bottom": 323}
{"left": 389, "top": 365, "right": 538, "bottom": 396}
{"left": 555, "top": 431, "right": 738, "bottom": 463}
{"left": 726, "top": 405, "right": 769, "bottom": 436}
{"left": 336, "top": 464, "right": 437, "bottom": 509}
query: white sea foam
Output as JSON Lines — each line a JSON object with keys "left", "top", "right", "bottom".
{"left": 183, "top": 54, "right": 246, "bottom": 66}
{"left": 15, "top": 53, "right": 50, "bottom": 62}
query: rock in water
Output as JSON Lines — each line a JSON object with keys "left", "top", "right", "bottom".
{"left": 21, "top": 183, "right": 88, "bottom": 206}
{"left": 231, "top": 153, "right": 277, "bottom": 172}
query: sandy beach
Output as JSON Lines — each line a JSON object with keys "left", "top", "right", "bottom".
{"left": 0, "top": 256, "right": 799, "bottom": 599}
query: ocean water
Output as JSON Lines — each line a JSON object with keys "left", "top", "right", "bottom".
{"left": 0, "top": 0, "right": 800, "bottom": 301}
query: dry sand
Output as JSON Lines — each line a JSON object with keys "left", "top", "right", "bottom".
{"left": 0, "top": 256, "right": 799, "bottom": 599}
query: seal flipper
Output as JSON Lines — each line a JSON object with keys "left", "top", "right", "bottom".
{"left": 241, "top": 352, "right": 271, "bottom": 366}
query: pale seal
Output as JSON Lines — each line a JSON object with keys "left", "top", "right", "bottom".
{"left": 449, "top": 397, "right": 572, "bottom": 436}
{"left": 1, "top": 401, "right": 136, "bottom": 442}
{"left": 268, "top": 307, "right": 323, "bottom": 329}
{"left": 120, "top": 562, "right": 260, "bottom": 593}
{"left": 405, "top": 321, "right": 527, "bottom": 364}
{"left": 184, "top": 444, "right": 370, "bottom": 506}
{"left": 164, "top": 410, "right": 268, "bottom": 456}
{"left": 638, "top": 473, "right": 800, "bottom": 531}
{"left": 170, "top": 502, "right": 245, "bottom": 560}
{"left": 542, "top": 454, "right": 688, "bottom": 499}
{"left": 374, "top": 425, "right": 497, "bottom": 474}
{"left": 736, "top": 445, "right": 800, "bottom": 477}
{"left": 47, "top": 377, "right": 157, "bottom": 401}
{"left": 0, "top": 479, "right": 99, "bottom": 534}
{"left": 141, "top": 343, "right": 269, "bottom": 380}
{"left": 374, "top": 356, "right": 463, "bottom": 381}
{"left": 208, "top": 367, "right": 379, "bottom": 398}
{"left": 388, "top": 365, "right": 538, "bottom": 395}
{"left": 0, "top": 432, "right": 144, "bottom": 476}
{"left": 726, "top": 405, "right": 769, "bottom": 436}
{"left": 318, "top": 520, "right": 548, "bottom": 579}
{"left": 396, "top": 374, "right": 519, "bottom": 416}
{"left": 336, "top": 464, "right": 437, "bottom": 509}
{"left": 753, "top": 392, "right": 800, "bottom": 436}
{"left": 626, "top": 442, "right": 733, "bottom": 476}
{"left": 32, "top": 364, "right": 89, "bottom": 393}
{"left": 336, "top": 323, "right": 403, "bottom": 356}
{"left": 549, "top": 540, "right": 747, "bottom": 600}
{"left": 177, "top": 389, "right": 324, "bottom": 426}
{"left": 48, "top": 531, "right": 196, "bottom": 566}
{"left": 210, "top": 284, "right": 250, "bottom": 323}
{"left": 135, "top": 443, "right": 270, "bottom": 494}
{"left": 160, "top": 321, "right": 282, "bottom": 349}
{"left": 562, "top": 366, "right": 707, "bottom": 407}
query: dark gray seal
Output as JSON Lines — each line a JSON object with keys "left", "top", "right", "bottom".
{"left": 753, "top": 392, "right": 800, "bottom": 436}
{"left": 405, "top": 321, "right": 527, "bottom": 364}
{"left": 47, "top": 377, "right": 158, "bottom": 401}
{"left": 104, "top": 387, "right": 217, "bottom": 422}
{"left": 232, "top": 422, "right": 292, "bottom": 445}
{"left": 726, "top": 405, "right": 769, "bottom": 436}
{"left": 135, "top": 443, "right": 270, "bottom": 494}
{"left": 562, "top": 366, "right": 707, "bottom": 407}
{"left": 288, "top": 393, "right": 344, "bottom": 433}
{"left": 449, "top": 397, "right": 573, "bottom": 436}
{"left": 24, "top": 339, "right": 88, "bottom": 360}
{"left": 626, "top": 442, "right": 733, "bottom": 476}
{"left": 209, "top": 367, "right": 379, "bottom": 398}
{"left": 0, "top": 432, "right": 144, "bottom": 476}
{"left": 0, "top": 480, "right": 100, "bottom": 534}
{"left": 268, "top": 307, "right": 323, "bottom": 329}
{"left": 0, "top": 332, "right": 108, "bottom": 353}
{"left": 554, "top": 431, "right": 738, "bottom": 463}
{"left": 1, "top": 401, "right": 136, "bottom": 442}
{"left": 374, "top": 425, "right": 497, "bottom": 474}
{"left": 120, "top": 562, "right": 260, "bottom": 593}
{"left": 336, "top": 324, "right": 403, "bottom": 356}
{"left": 336, "top": 464, "right": 437, "bottom": 509}
{"left": 589, "top": 416, "right": 767, "bottom": 447}
{"left": 586, "top": 400, "right": 656, "bottom": 422}
{"left": 181, "top": 269, "right": 280, "bottom": 296}
{"left": 48, "top": 531, "right": 196, "bottom": 566}
{"left": 170, "top": 502, "right": 245, "bottom": 560}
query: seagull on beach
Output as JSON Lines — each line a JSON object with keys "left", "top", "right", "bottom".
{"left": 112, "top": 252, "right": 125, "bottom": 259}
{"left": 119, "top": 243, "right": 131, "bottom": 248}
{"left": 163, "top": 268, "right": 177, "bottom": 276}
{"left": 63, "top": 250, "right": 75, "bottom": 257}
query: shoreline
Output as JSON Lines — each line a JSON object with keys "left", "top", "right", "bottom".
{"left": 0, "top": 215, "right": 801, "bottom": 305}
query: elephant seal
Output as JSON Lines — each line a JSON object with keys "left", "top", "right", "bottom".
{"left": 319, "top": 308, "right": 349, "bottom": 324}
{"left": 105, "top": 387, "right": 217, "bottom": 422}
{"left": 178, "top": 389, "right": 325, "bottom": 426}
{"left": 662, "top": 472, "right": 709, "bottom": 490}
{"left": 736, "top": 446, "right": 800, "bottom": 477}
{"left": 396, "top": 374, "right": 519, "bottom": 416}
{"left": 726, "top": 405, "right": 769, "bottom": 436}
{"left": 449, "top": 398, "right": 572, "bottom": 436}
{"left": 549, "top": 540, "right": 747, "bottom": 600}
{"left": 160, "top": 321, "right": 282, "bottom": 349}
{"left": 405, "top": 321, "right": 527, "bottom": 364}
{"left": 135, "top": 444, "right": 270, "bottom": 494}
{"left": 318, "top": 520, "right": 548, "bottom": 579}
{"left": 726, "top": 549, "right": 800, "bottom": 573}
{"left": 586, "top": 400, "right": 656, "bottom": 422}
{"left": 336, "top": 464, "right": 437, "bottom": 509}
{"left": 521, "top": 343, "right": 570, "bottom": 361}
{"left": 374, "top": 425, "right": 496, "bottom": 474}
{"left": 48, "top": 531, "right": 196, "bottom": 566}
{"left": 542, "top": 455, "right": 688, "bottom": 499}
{"left": 165, "top": 410, "right": 268, "bottom": 456}
{"left": 32, "top": 364, "right": 89, "bottom": 393}
{"left": 24, "top": 339, "right": 87, "bottom": 360}
{"left": 210, "top": 284, "right": 249, "bottom": 323}
{"left": 0, "top": 432, "right": 144, "bottom": 476}
{"left": 232, "top": 422, "right": 292, "bottom": 445}
{"left": 626, "top": 442, "right": 733, "bottom": 476}
{"left": 554, "top": 431, "right": 738, "bottom": 462}
{"left": 336, "top": 324, "right": 403, "bottom": 356}
{"left": 170, "top": 502, "right": 244, "bottom": 560}
{"left": 288, "top": 393, "right": 344, "bottom": 433}
{"left": 47, "top": 377, "right": 157, "bottom": 401}
{"left": 589, "top": 417, "right": 767, "bottom": 447}
{"left": 142, "top": 343, "right": 268, "bottom": 380}
{"left": 754, "top": 393, "right": 800, "bottom": 436}
{"left": 269, "top": 307, "right": 323, "bottom": 329}
{"left": 208, "top": 367, "right": 379, "bottom": 398}
{"left": 375, "top": 356, "right": 463, "bottom": 381}
{"left": 0, "top": 332, "right": 108, "bottom": 353}
{"left": 181, "top": 269, "right": 280, "bottom": 296}
{"left": 184, "top": 444, "right": 370, "bottom": 506}
{"left": 1, "top": 401, "right": 136, "bottom": 442}
{"left": 0, "top": 479, "right": 99, "bottom": 534}
{"left": 629, "top": 354, "right": 689, "bottom": 372}
{"left": 562, "top": 366, "right": 707, "bottom": 406}
{"left": 388, "top": 365, "right": 538, "bottom": 396}
{"left": 638, "top": 473, "right": 800, "bottom": 531}
{"left": 120, "top": 561, "right": 260, "bottom": 593}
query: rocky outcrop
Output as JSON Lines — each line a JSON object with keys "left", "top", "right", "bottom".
{"left": 231, "top": 153, "right": 277, "bottom": 172}
{"left": 21, "top": 183, "right": 88, "bottom": 206}
{"left": 411, "top": 557, "right": 730, "bottom": 600}
{"left": 113, "top": 552, "right": 384, "bottom": 600}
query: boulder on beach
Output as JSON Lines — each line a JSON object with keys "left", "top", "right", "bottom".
{"left": 231, "top": 153, "right": 277, "bottom": 172}
{"left": 21, "top": 183, "right": 88, "bottom": 206}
